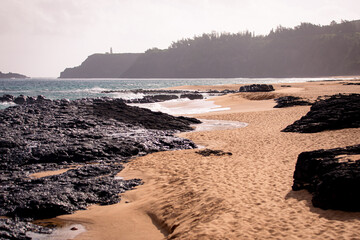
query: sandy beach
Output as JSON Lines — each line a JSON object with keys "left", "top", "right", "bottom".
{"left": 58, "top": 79, "right": 360, "bottom": 239}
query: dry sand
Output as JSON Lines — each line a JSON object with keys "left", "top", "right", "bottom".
{"left": 58, "top": 80, "right": 360, "bottom": 239}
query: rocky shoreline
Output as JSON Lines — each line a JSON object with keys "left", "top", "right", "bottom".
{"left": 285, "top": 94, "right": 360, "bottom": 211}
{"left": 0, "top": 97, "right": 200, "bottom": 239}
{"left": 0, "top": 85, "right": 273, "bottom": 106}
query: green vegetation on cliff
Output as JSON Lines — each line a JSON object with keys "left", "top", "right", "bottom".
{"left": 60, "top": 20, "right": 360, "bottom": 78}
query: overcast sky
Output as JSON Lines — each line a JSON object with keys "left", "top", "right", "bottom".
{"left": 1, "top": 0, "right": 359, "bottom": 77}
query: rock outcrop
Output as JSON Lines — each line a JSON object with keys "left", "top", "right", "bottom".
{"left": 0, "top": 89, "right": 226, "bottom": 106}
{"left": 0, "top": 97, "right": 200, "bottom": 238}
{"left": 292, "top": 145, "right": 360, "bottom": 211}
{"left": 0, "top": 95, "right": 14, "bottom": 102}
{"left": 1, "top": 164, "right": 142, "bottom": 220}
{"left": 180, "top": 93, "right": 204, "bottom": 100}
{"left": 282, "top": 94, "right": 360, "bottom": 133}
{"left": 239, "top": 84, "right": 274, "bottom": 92}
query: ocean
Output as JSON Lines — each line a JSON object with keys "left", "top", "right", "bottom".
{"left": 0, "top": 77, "right": 349, "bottom": 110}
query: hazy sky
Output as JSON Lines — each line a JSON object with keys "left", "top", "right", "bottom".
{"left": 1, "top": 0, "right": 359, "bottom": 77}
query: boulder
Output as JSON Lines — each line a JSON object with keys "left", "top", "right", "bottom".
{"left": 150, "top": 94, "right": 179, "bottom": 102}
{"left": 0, "top": 94, "right": 14, "bottom": 102}
{"left": 239, "top": 84, "right": 274, "bottom": 92}
{"left": 292, "top": 145, "right": 360, "bottom": 211}
{"left": 180, "top": 93, "right": 204, "bottom": 100}
{"left": 14, "top": 95, "right": 27, "bottom": 105}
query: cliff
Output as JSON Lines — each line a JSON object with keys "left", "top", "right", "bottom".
{"left": 60, "top": 20, "right": 360, "bottom": 78}
{"left": 59, "top": 53, "right": 141, "bottom": 78}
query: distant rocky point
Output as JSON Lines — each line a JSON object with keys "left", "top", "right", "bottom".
{"left": 0, "top": 71, "right": 28, "bottom": 79}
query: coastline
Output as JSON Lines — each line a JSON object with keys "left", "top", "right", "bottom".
{"left": 59, "top": 79, "right": 360, "bottom": 239}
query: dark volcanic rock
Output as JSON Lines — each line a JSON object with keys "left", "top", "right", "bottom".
{"left": 0, "top": 94, "right": 51, "bottom": 105}
{"left": 292, "top": 145, "right": 360, "bottom": 211}
{"left": 180, "top": 93, "right": 204, "bottom": 100}
{"left": 274, "top": 96, "right": 311, "bottom": 108}
{"left": 1, "top": 164, "right": 142, "bottom": 219}
{"left": 196, "top": 149, "right": 232, "bottom": 157}
{"left": 343, "top": 82, "right": 360, "bottom": 85}
{"left": 283, "top": 94, "right": 360, "bottom": 133}
{"left": 0, "top": 97, "right": 199, "bottom": 169}
{"left": 148, "top": 94, "right": 179, "bottom": 102}
{"left": 0, "top": 218, "right": 51, "bottom": 240}
{"left": 91, "top": 98, "right": 201, "bottom": 131}
{"left": 239, "top": 84, "right": 274, "bottom": 92}
{"left": 0, "top": 97, "right": 200, "bottom": 237}
{"left": 126, "top": 94, "right": 179, "bottom": 103}
{"left": 14, "top": 95, "right": 27, "bottom": 105}
{"left": 0, "top": 95, "right": 14, "bottom": 102}
{"left": 101, "top": 89, "right": 231, "bottom": 104}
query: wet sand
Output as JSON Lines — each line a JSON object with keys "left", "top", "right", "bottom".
{"left": 59, "top": 80, "right": 360, "bottom": 239}
{"left": 29, "top": 168, "right": 75, "bottom": 179}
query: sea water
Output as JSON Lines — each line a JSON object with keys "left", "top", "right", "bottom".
{"left": 0, "top": 77, "right": 352, "bottom": 111}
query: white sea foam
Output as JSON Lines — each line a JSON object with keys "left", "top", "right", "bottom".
{"left": 111, "top": 92, "right": 145, "bottom": 100}
{"left": 130, "top": 98, "right": 230, "bottom": 115}
{"left": 52, "top": 87, "right": 110, "bottom": 93}
{"left": 193, "top": 119, "right": 248, "bottom": 132}
{"left": 26, "top": 224, "right": 86, "bottom": 240}
{"left": 0, "top": 102, "right": 16, "bottom": 109}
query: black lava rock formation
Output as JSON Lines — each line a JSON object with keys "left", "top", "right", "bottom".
{"left": 282, "top": 94, "right": 360, "bottom": 133}
{"left": 343, "top": 82, "right": 360, "bottom": 85}
{"left": 292, "top": 145, "right": 360, "bottom": 211}
{"left": 180, "top": 93, "right": 204, "bottom": 100}
{"left": 0, "top": 89, "right": 227, "bottom": 106}
{"left": 0, "top": 97, "right": 200, "bottom": 238}
{"left": 1, "top": 164, "right": 142, "bottom": 220}
{"left": 274, "top": 96, "right": 311, "bottom": 108}
{"left": 0, "top": 94, "right": 14, "bottom": 102}
{"left": 0, "top": 94, "right": 50, "bottom": 105}
{"left": 239, "top": 84, "right": 274, "bottom": 92}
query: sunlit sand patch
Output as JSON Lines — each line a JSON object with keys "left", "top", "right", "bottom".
{"left": 336, "top": 154, "right": 360, "bottom": 163}
{"left": 275, "top": 87, "right": 305, "bottom": 93}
